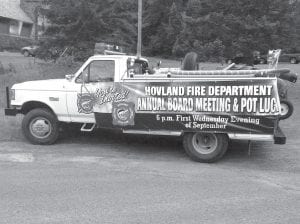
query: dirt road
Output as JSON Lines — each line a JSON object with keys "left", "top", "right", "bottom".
{"left": 0, "top": 53, "right": 299, "bottom": 223}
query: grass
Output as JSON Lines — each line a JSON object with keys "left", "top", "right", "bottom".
{"left": 0, "top": 57, "right": 80, "bottom": 107}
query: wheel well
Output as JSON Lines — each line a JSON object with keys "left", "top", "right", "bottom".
{"left": 21, "top": 101, "right": 55, "bottom": 116}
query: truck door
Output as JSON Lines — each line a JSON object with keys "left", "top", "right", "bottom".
{"left": 66, "top": 60, "right": 116, "bottom": 123}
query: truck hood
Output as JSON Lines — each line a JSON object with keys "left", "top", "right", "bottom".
{"left": 12, "top": 79, "right": 67, "bottom": 91}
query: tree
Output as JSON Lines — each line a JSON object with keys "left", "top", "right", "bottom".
{"left": 40, "top": 0, "right": 137, "bottom": 60}
{"left": 142, "top": 0, "right": 189, "bottom": 56}
{"left": 142, "top": 0, "right": 172, "bottom": 56}
{"left": 143, "top": 0, "right": 296, "bottom": 60}
{"left": 289, "top": 0, "right": 300, "bottom": 52}
{"left": 40, "top": 0, "right": 298, "bottom": 61}
{"left": 173, "top": 0, "right": 296, "bottom": 60}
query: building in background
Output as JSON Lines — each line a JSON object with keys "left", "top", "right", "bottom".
{"left": 0, "top": 0, "right": 33, "bottom": 38}
{"left": 0, "top": 0, "right": 34, "bottom": 51}
{"left": 0, "top": 0, "right": 49, "bottom": 51}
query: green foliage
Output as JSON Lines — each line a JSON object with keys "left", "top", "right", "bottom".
{"left": 40, "top": 0, "right": 299, "bottom": 61}
{"left": 142, "top": 0, "right": 175, "bottom": 56}
{"left": 289, "top": 0, "right": 300, "bottom": 52}
{"left": 39, "top": 0, "right": 137, "bottom": 61}
{"left": 194, "top": 39, "right": 225, "bottom": 62}
{"left": 144, "top": 0, "right": 298, "bottom": 60}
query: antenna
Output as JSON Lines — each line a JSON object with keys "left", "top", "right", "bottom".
{"left": 137, "top": 0, "right": 142, "bottom": 58}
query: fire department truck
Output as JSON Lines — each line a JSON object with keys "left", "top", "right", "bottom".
{"left": 4, "top": 53, "right": 297, "bottom": 162}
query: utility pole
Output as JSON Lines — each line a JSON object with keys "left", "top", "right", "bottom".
{"left": 34, "top": 6, "right": 39, "bottom": 41}
{"left": 137, "top": 0, "right": 142, "bottom": 58}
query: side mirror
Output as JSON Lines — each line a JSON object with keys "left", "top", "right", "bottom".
{"left": 76, "top": 71, "right": 89, "bottom": 84}
{"left": 65, "top": 74, "right": 74, "bottom": 81}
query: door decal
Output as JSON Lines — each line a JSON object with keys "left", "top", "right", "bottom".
{"left": 77, "top": 85, "right": 130, "bottom": 114}
{"left": 112, "top": 102, "right": 135, "bottom": 126}
{"left": 77, "top": 93, "right": 96, "bottom": 114}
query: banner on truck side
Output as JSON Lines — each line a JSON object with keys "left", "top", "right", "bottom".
{"left": 88, "top": 78, "right": 280, "bottom": 134}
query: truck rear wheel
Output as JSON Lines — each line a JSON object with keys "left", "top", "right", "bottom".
{"left": 183, "top": 132, "right": 228, "bottom": 162}
{"left": 279, "top": 100, "right": 293, "bottom": 120}
{"left": 22, "top": 108, "right": 59, "bottom": 145}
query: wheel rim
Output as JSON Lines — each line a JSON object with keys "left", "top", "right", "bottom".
{"left": 280, "top": 103, "right": 289, "bottom": 116}
{"left": 291, "top": 58, "right": 296, "bottom": 64}
{"left": 192, "top": 133, "right": 218, "bottom": 154}
{"left": 29, "top": 117, "right": 52, "bottom": 139}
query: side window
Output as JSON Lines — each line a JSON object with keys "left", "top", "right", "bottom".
{"left": 89, "top": 60, "right": 115, "bottom": 82}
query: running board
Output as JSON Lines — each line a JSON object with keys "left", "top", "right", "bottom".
{"left": 80, "top": 123, "right": 96, "bottom": 132}
{"left": 123, "top": 130, "right": 182, "bottom": 136}
{"left": 228, "top": 133, "right": 273, "bottom": 141}
{"left": 274, "top": 126, "right": 286, "bottom": 144}
{"left": 123, "top": 130, "right": 274, "bottom": 140}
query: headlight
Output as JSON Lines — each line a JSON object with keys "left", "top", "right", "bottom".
{"left": 10, "top": 89, "right": 15, "bottom": 100}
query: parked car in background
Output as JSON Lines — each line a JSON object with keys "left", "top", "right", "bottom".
{"left": 259, "top": 52, "right": 300, "bottom": 64}
{"left": 21, "top": 45, "right": 39, "bottom": 57}
{"left": 226, "top": 53, "right": 261, "bottom": 65}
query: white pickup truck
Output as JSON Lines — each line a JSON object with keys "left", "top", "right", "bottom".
{"left": 4, "top": 54, "right": 297, "bottom": 162}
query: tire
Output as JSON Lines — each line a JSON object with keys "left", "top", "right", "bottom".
{"left": 23, "top": 50, "right": 30, "bottom": 57}
{"left": 290, "top": 58, "right": 298, "bottom": 64}
{"left": 22, "top": 108, "right": 59, "bottom": 145}
{"left": 183, "top": 132, "right": 228, "bottom": 163}
{"left": 181, "top": 52, "right": 198, "bottom": 70}
{"left": 279, "top": 100, "right": 293, "bottom": 120}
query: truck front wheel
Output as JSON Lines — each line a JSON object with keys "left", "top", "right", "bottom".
{"left": 22, "top": 108, "right": 59, "bottom": 145}
{"left": 183, "top": 132, "right": 228, "bottom": 162}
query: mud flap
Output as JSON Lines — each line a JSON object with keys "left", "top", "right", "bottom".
{"left": 274, "top": 126, "right": 286, "bottom": 144}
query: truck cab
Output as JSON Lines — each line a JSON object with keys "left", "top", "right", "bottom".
{"left": 6, "top": 55, "right": 149, "bottom": 123}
